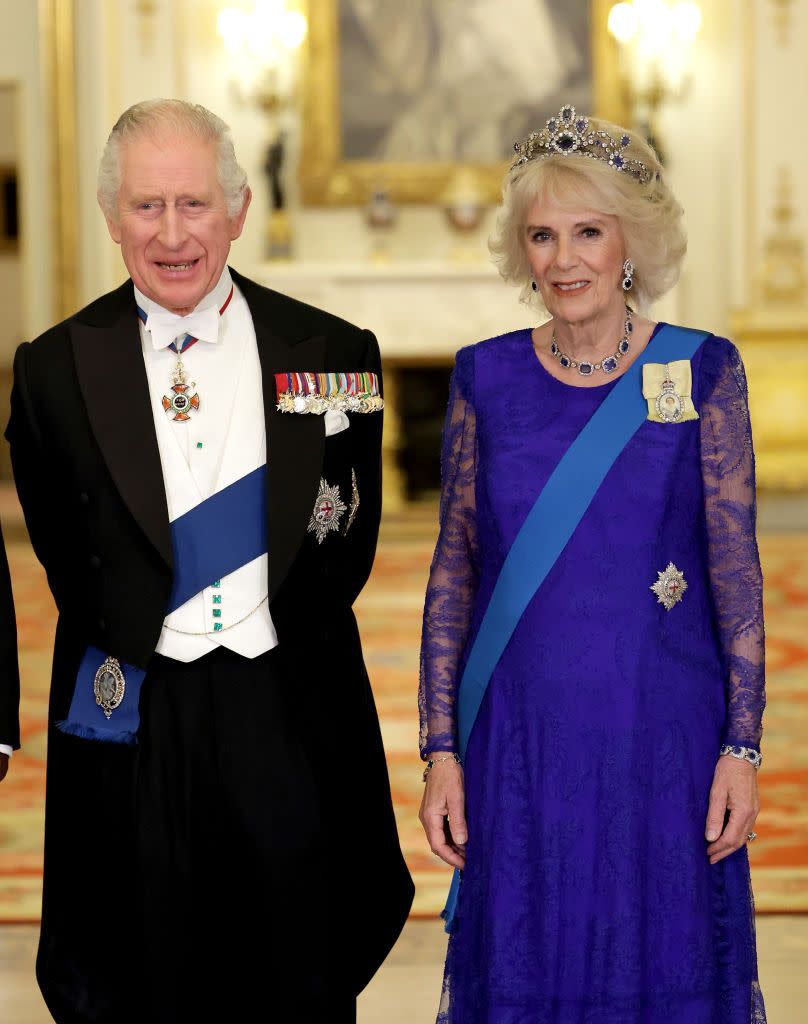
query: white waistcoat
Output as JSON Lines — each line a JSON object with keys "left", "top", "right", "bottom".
{"left": 136, "top": 273, "right": 279, "bottom": 662}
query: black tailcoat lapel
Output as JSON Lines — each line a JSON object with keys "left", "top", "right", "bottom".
{"left": 233, "top": 270, "right": 326, "bottom": 603}
{"left": 70, "top": 281, "right": 173, "bottom": 566}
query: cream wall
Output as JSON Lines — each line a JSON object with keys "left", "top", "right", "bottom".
{"left": 0, "top": 85, "right": 22, "bottom": 364}
{"left": 0, "top": 0, "right": 54, "bottom": 350}
{"left": 74, "top": 0, "right": 186, "bottom": 303}
{"left": 74, "top": 0, "right": 273, "bottom": 305}
{"left": 653, "top": 0, "right": 744, "bottom": 336}
{"left": 744, "top": 0, "right": 808, "bottom": 305}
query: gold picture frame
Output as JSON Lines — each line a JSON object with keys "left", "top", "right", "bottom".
{"left": 300, "top": 0, "right": 626, "bottom": 206}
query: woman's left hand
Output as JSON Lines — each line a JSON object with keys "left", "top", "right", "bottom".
{"left": 705, "top": 755, "right": 760, "bottom": 865}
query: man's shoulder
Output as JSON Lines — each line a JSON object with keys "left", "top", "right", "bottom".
{"left": 24, "top": 281, "right": 134, "bottom": 361}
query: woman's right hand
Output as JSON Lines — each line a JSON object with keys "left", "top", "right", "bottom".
{"left": 419, "top": 755, "right": 467, "bottom": 869}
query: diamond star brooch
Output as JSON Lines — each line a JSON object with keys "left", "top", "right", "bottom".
{"left": 651, "top": 562, "right": 688, "bottom": 611}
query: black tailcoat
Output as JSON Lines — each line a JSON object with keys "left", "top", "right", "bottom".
{"left": 5, "top": 270, "right": 413, "bottom": 1021}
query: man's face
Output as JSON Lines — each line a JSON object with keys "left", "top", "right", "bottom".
{"left": 103, "top": 132, "right": 251, "bottom": 315}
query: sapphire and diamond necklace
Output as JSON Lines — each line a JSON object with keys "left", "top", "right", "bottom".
{"left": 550, "top": 305, "right": 634, "bottom": 377}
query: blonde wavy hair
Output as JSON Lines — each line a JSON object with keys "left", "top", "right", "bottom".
{"left": 97, "top": 98, "right": 248, "bottom": 220}
{"left": 489, "top": 119, "right": 686, "bottom": 312}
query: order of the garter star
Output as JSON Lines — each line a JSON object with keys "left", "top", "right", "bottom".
{"left": 308, "top": 478, "right": 348, "bottom": 544}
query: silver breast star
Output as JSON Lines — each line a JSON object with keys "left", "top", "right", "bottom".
{"left": 651, "top": 562, "right": 688, "bottom": 611}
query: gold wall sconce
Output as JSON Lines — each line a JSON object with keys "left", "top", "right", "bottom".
{"left": 216, "top": 1, "right": 308, "bottom": 113}
{"left": 607, "top": 0, "right": 702, "bottom": 157}
{"left": 216, "top": 2, "right": 308, "bottom": 257}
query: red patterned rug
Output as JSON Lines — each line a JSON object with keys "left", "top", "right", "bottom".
{"left": 1, "top": 512, "right": 806, "bottom": 921}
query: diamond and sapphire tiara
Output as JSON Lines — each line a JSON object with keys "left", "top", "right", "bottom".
{"left": 511, "top": 104, "right": 653, "bottom": 185}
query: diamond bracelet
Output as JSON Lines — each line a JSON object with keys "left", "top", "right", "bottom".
{"left": 720, "top": 744, "right": 762, "bottom": 770}
{"left": 422, "top": 752, "right": 461, "bottom": 781}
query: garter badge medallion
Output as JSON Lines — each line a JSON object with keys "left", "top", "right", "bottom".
{"left": 308, "top": 478, "right": 347, "bottom": 544}
{"left": 93, "top": 655, "right": 126, "bottom": 719}
{"left": 651, "top": 562, "right": 688, "bottom": 611}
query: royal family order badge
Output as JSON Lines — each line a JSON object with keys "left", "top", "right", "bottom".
{"left": 655, "top": 374, "right": 684, "bottom": 422}
{"left": 641, "top": 361, "right": 699, "bottom": 425}
{"left": 651, "top": 562, "right": 688, "bottom": 611}
{"left": 308, "top": 478, "right": 347, "bottom": 544}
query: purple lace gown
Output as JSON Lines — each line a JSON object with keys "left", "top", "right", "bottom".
{"left": 419, "top": 327, "right": 766, "bottom": 1024}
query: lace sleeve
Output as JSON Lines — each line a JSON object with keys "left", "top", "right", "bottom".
{"left": 419, "top": 348, "right": 480, "bottom": 759}
{"left": 699, "top": 339, "right": 766, "bottom": 752}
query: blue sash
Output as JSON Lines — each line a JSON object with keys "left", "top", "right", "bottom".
{"left": 57, "top": 467, "right": 267, "bottom": 744}
{"left": 168, "top": 466, "right": 266, "bottom": 612}
{"left": 443, "top": 324, "right": 709, "bottom": 927}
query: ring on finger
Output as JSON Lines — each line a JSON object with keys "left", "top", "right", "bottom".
{"left": 746, "top": 831, "right": 758, "bottom": 843}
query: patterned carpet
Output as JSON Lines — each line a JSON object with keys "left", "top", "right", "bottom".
{"left": 1, "top": 510, "right": 806, "bottom": 921}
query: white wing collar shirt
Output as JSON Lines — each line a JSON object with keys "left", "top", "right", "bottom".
{"left": 136, "top": 267, "right": 278, "bottom": 662}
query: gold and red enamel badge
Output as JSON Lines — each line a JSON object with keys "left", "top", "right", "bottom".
{"left": 162, "top": 374, "right": 200, "bottom": 422}
{"left": 159, "top": 337, "right": 204, "bottom": 422}
{"left": 137, "top": 286, "right": 234, "bottom": 423}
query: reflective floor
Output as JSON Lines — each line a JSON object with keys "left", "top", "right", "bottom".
{"left": 2, "top": 916, "right": 807, "bottom": 1023}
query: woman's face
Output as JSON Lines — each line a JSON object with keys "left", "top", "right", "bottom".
{"left": 523, "top": 195, "right": 626, "bottom": 325}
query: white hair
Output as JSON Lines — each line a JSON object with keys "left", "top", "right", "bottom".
{"left": 97, "top": 98, "right": 248, "bottom": 219}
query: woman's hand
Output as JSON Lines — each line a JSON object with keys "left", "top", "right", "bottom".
{"left": 419, "top": 755, "right": 467, "bottom": 870}
{"left": 705, "top": 755, "right": 760, "bottom": 865}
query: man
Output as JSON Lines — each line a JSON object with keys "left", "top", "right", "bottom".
{"left": 1, "top": 99, "right": 413, "bottom": 1023}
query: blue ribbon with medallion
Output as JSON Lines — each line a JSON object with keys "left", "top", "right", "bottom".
{"left": 442, "top": 324, "right": 710, "bottom": 930}
{"left": 56, "top": 466, "right": 267, "bottom": 744}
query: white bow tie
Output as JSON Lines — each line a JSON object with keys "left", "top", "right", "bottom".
{"left": 145, "top": 305, "right": 221, "bottom": 351}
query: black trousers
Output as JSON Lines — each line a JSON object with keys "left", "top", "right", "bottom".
{"left": 39, "top": 646, "right": 356, "bottom": 1024}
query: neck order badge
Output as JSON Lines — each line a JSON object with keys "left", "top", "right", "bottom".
{"left": 136, "top": 285, "right": 234, "bottom": 421}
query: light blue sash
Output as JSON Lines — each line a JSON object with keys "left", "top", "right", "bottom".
{"left": 57, "top": 466, "right": 267, "bottom": 744}
{"left": 443, "top": 324, "right": 709, "bottom": 927}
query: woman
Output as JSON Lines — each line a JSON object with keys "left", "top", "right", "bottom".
{"left": 419, "top": 105, "right": 766, "bottom": 1023}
